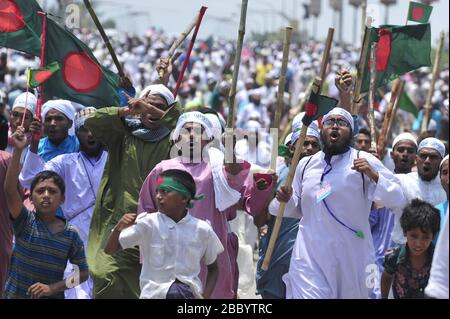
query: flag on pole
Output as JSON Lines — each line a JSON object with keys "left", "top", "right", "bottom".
{"left": 398, "top": 91, "right": 418, "bottom": 118}
{"left": 361, "top": 24, "right": 432, "bottom": 93}
{"left": 27, "top": 61, "right": 60, "bottom": 88}
{"left": 0, "top": 0, "right": 120, "bottom": 107}
{"left": 302, "top": 91, "right": 338, "bottom": 126}
{"left": 408, "top": 1, "right": 433, "bottom": 23}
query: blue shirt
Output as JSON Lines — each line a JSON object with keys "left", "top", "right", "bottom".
{"left": 370, "top": 207, "right": 395, "bottom": 273}
{"left": 5, "top": 208, "right": 88, "bottom": 299}
{"left": 38, "top": 135, "right": 79, "bottom": 163}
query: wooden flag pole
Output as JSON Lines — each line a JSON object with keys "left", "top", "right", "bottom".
{"left": 262, "top": 28, "right": 335, "bottom": 271}
{"left": 32, "top": 11, "right": 47, "bottom": 144}
{"left": 421, "top": 31, "right": 445, "bottom": 134}
{"left": 84, "top": 0, "right": 125, "bottom": 77}
{"left": 270, "top": 27, "right": 293, "bottom": 172}
{"left": 226, "top": 0, "right": 248, "bottom": 129}
{"left": 159, "top": 13, "right": 199, "bottom": 79}
{"left": 367, "top": 42, "right": 378, "bottom": 150}
{"left": 377, "top": 79, "right": 402, "bottom": 157}
{"left": 173, "top": 6, "right": 208, "bottom": 98}
{"left": 352, "top": 21, "right": 372, "bottom": 115}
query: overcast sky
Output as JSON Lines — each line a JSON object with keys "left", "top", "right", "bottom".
{"left": 44, "top": 0, "right": 449, "bottom": 46}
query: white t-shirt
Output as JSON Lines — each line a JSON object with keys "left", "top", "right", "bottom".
{"left": 119, "top": 212, "right": 224, "bottom": 299}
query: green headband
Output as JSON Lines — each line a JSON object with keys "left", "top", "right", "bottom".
{"left": 156, "top": 176, "right": 204, "bottom": 208}
{"left": 278, "top": 144, "right": 293, "bottom": 159}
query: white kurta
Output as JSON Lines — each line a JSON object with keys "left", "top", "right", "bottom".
{"left": 283, "top": 148, "right": 406, "bottom": 299}
{"left": 19, "top": 150, "right": 108, "bottom": 299}
{"left": 391, "top": 172, "right": 447, "bottom": 245}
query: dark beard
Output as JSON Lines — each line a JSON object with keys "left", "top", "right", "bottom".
{"left": 321, "top": 132, "right": 352, "bottom": 159}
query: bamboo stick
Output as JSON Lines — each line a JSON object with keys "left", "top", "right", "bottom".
{"left": 367, "top": 42, "right": 378, "bottom": 150}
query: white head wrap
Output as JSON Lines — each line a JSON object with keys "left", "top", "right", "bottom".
{"left": 392, "top": 132, "right": 418, "bottom": 149}
{"left": 418, "top": 137, "right": 446, "bottom": 159}
{"left": 74, "top": 107, "right": 97, "bottom": 130}
{"left": 244, "top": 120, "right": 262, "bottom": 132}
{"left": 12, "top": 92, "right": 37, "bottom": 116}
{"left": 172, "top": 111, "right": 214, "bottom": 141}
{"left": 291, "top": 112, "right": 321, "bottom": 144}
{"left": 284, "top": 132, "right": 293, "bottom": 145}
{"left": 42, "top": 100, "right": 76, "bottom": 122}
{"left": 139, "top": 84, "right": 175, "bottom": 105}
{"left": 440, "top": 154, "right": 449, "bottom": 171}
{"left": 321, "top": 107, "right": 354, "bottom": 131}
{"left": 204, "top": 113, "right": 223, "bottom": 140}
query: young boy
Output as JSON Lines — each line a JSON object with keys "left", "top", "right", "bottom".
{"left": 4, "top": 127, "right": 89, "bottom": 299}
{"left": 105, "top": 169, "right": 224, "bottom": 299}
{"left": 381, "top": 199, "right": 441, "bottom": 299}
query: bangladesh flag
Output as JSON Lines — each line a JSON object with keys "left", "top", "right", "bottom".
{"left": 0, "top": 0, "right": 120, "bottom": 107}
{"left": 28, "top": 61, "right": 60, "bottom": 88}
{"left": 408, "top": 1, "right": 433, "bottom": 23}
{"left": 361, "top": 24, "right": 431, "bottom": 93}
{"left": 302, "top": 91, "right": 338, "bottom": 126}
{"left": 398, "top": 91, "right": 418, "bottom": 118}
{"left": 0, "top": 0, "right": 42, "bottom": 56}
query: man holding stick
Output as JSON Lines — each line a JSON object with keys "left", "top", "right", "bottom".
{"left": 278, "top": 107, "right": 406, "bottom": 299}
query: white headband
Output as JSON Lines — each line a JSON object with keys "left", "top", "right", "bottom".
{"left": 321, "top": 107, "right": 354, "bottom": 131}
{"left": 42, "top": 100, "right": 76, "bottom": 122}
{"left": 139, "top": 84, "right": 175, "bottom": 105}
{"left": 418, "top": 138, "right": 446, "bottom": 159}
{"left": 12, "top": 92, "right": 37, "bottom": 116}
{"left": 172, "top": 111, "right": 214, "bottom": 141}
{"left": 392, "top": 132, "right": 418, "bottom": 149}
{"left": 75, "top": 107, "right": 97, "bottom": 130}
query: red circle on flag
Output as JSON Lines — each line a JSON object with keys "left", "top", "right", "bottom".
{"left": 305, "top": 102, "right": 318, "bottom": 117}
{"left": 412, "top": 7, "right": 425, "bottom": 21}
{"left": 62, "top": 52, "right": 102, "bottom": 93}
{"left": 0, "top": 0, "right": 26, "bottom": 32}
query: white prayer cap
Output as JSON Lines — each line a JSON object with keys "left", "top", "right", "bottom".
{"left": 172, "top": 111, "right": 214, "bottom": 141}
{"left": 74, "top": 107, "right": 97, "bottom": 131}
{"left": 418, "top": 137, "right": 446, "bottom": 159}
{"left": 12, "top": 92, "right": 37, "bottom": 116}
{"left": 204, "top": 113, "right": 223, "bottom": 137}
{"left": 284, "top": 132, "right": 293, "bottom": 145}
{"left": 392, "top": 132, "right": 418, "bottom": 149}
{"left": 42, "top": 100, "right": 76, "bottom": 122}
{"left": 440, "top": 154, "right": 449, "bottom": 171}
{"left": 139, "top": 84, "right": 175, "bottom": 105}
{"left": 322, "top": 107, "right": 354, "bottom": 131}
{"left": 244, "top": 120, "right": 262, "bottom": 132}
{"left": 292, "top": 112, "right": 319, "bottom": 132}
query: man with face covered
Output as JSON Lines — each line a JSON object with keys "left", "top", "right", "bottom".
{"left": 19, "top": 108, "right": 106, "bottom": 299}
{"left": 277, "top": 107, "right": 406, "bottom": 299}
{"left": 391, "top": 137, "right": 447, "bottom": 246}
{"left": 84, "top": 84, "right": 181, "bottom": 299}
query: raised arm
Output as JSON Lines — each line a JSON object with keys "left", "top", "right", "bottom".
{"left": 4, "top": 127, "right": 27, "bottom": 219}
{"left": 104, "top": 213, "right": 137, "bottom": 255}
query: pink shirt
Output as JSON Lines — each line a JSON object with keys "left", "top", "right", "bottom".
{"left": 138, "top": 157, "right": 273, "bottom": 299}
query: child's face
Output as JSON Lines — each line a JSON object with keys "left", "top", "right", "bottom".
{"left": 405, "top": 227, "right": 434, "bottom": 257}
{"left": 31, "top": 179, "right": 64, "bottom": 215}
{"left": 156, "top": 189, "right": 188, "bottom": 216}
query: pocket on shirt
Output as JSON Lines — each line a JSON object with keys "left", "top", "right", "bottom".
{"left": 148, "top": 243, "right": 166, "bottom": 269}
{"left": 181, "top": 240, "right": 204, "bottom": 274}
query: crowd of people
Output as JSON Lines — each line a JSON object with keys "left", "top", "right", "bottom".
{"left": 0, "top": 25, "right": 448, "bottom": 300}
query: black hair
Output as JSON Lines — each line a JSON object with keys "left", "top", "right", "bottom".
{"left": 357, "top": 128, "right": 371, "bottom": 139}
{"left": 30, "top": 170, "right": 65, "bottom": 196}
{"left": 400, "top": 198, "right": 441, "bottom": 237}
{"left": 159, "top": 169, "right": 196, "bottom": 199}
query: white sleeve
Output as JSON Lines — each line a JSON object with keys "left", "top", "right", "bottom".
{"left": 118, "top": 215, "right": 148, "bottom": 249}
{"left": 19, "top": 151, "right": 45, "bottom": 189}
{"left": 425, "top": 210, "right": 449, "bottom": 299}
{"left": 268, "top": 197, "right": 302, "bottom": 219}
{"left": 202, "top": 226, "right": 224, "bottom": 266}
{"left": 364, "top": 154, "right": 407, "bottom": 211}
{"left": 292, "top": 157, "right": 310, "bottom": 216}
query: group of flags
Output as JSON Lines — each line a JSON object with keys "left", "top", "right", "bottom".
{"left": 0, "top": 0, "right": 438, "bottom": 121}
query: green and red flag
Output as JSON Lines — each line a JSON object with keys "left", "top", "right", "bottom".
{"left": 361, "top": 23, "right": 431, "bottom": 93}
{"left": 27, "top": 61, "right": 60, "bottom": 88}
{"left": 302, "top": 91, "right": 338, "bottom": 126}
{"left": 408, "top": 1, "right": 433, "bottom": 23}
{"left": 0, "top": 0, "right": 120, "bottom": 107}
{"left": 398, "top": 91, "right": 418, "bottom": 118}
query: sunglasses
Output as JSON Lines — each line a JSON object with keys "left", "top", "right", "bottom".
{"left": 323, "top": 118, "right": 350, "bottom": 128}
